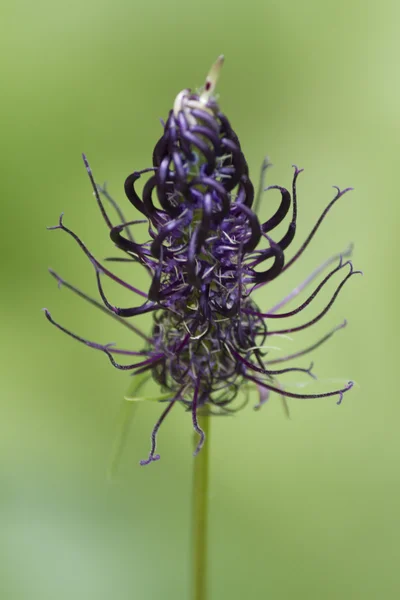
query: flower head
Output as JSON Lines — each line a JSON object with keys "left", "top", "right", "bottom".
{"left": 45, "top": 57, "right": 360, "bottom": 465}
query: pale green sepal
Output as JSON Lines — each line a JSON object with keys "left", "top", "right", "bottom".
{"left": 124, "top": 391, "right": 172, "bottom": 403}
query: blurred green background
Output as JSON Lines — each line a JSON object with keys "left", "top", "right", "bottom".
{"left": 1, "top": 0, "right": 398, "bottom": 598}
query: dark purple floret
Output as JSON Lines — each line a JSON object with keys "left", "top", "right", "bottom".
{"left": 45, "top": 57, "right": 360, "bottom": 465}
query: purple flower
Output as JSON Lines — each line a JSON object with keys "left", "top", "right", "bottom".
{"left": 45, "top": 57, "right": 361, "bottom": 465}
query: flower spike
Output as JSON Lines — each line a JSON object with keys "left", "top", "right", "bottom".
{"left": 46, "top": 57, "right": 360, "bottom": 464}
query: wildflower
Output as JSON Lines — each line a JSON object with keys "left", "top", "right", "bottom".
{"left": 45, "top": 56, "right": 360, "bottom": 465}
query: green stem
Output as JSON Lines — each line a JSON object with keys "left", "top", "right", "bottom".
{"left": 107, "top": 374, "right": 148, "bottom": 481}
{"left": 107, "top": 400, "right": 138, "bottom": 481}
{"left": 192, "top": 415, "right": 210, "bottom": 600}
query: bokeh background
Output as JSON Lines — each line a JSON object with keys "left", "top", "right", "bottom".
{"left": 2, "top": 0, "right": 399, "bottom": 598}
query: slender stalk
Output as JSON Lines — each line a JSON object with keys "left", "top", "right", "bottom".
{"left": 192, "top": 415, "right": 210, "bottom": 600}
{"left": 107, "top": 400, "right": 138, "bottom": 481}
{"left": 107, "top": 374, "right": 148, "bottom": 481}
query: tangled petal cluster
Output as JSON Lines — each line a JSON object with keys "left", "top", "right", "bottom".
{"left": 45, "top": 57, "right": 360, "bottom": 465}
